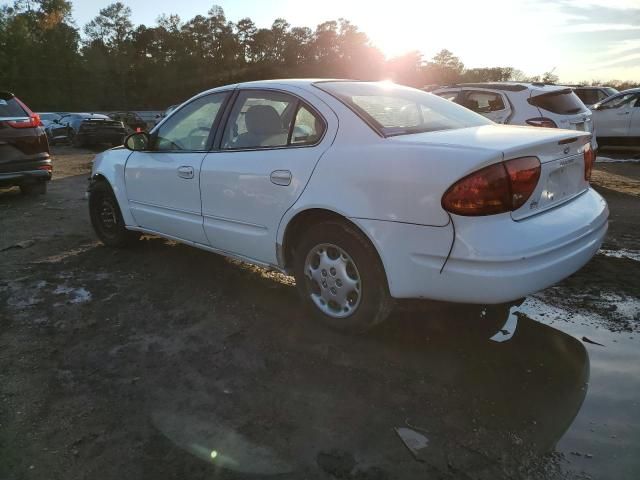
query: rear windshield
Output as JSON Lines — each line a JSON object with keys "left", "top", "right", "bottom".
{"left": 0, "top": 96, "right": 28, "bottom": 118}
{"left": 528, "top": 89, "right": 587, "bottom": 115}
{"left": 316, "top": 82, "right": 492, "bottom": 137}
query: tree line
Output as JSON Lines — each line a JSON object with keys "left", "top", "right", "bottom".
{"left": 1, "top": 0, "right": 638, "bottom": 111}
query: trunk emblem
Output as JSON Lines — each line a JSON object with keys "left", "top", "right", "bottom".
{"left": 563, "top": 147, "right": 570, "bottom": 154}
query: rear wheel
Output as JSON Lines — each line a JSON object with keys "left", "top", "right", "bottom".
{"left": 89, "top": 180, "right": 140, "bottom": 247}
{"left": 293, "top": 221, "right": 393, "bottom": 333}
{"left": 20, "top": 182, "right": 47, "bottom": 195}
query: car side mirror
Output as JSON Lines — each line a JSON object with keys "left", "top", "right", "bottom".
{"left": 125, "top": 131, "right": 150, "bottom": 151}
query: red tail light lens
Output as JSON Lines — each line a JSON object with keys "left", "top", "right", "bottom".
{"left": 7, "top": 97, "right": 42, "bottom": 128}
{"left": 583, "top": 143, "right": 594, "bottom": 181}
{"left": 526, "top": 117, "right": 557, "bottom": 128}
{"left": 504, "top": 156, "right": 542, "bottom": 209}
{"left": 442, "top": 157, "right": 541, "bottom": 216}
{"left": 6, "top": 114, "right": 41, "bottom": 128}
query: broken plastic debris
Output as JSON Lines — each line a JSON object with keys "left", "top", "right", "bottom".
{"left": 395, "top": 427, "right": 429, "bottom": 461}
{"left": 582, "top": 336, "right": 605, "bottom": 347}
{"left": 490, "top": 306, "right": 519, "bottom": 343}
{"left": 0, "top": 239, "right": 35, "bottom": 251}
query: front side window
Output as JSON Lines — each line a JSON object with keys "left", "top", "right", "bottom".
{"left": 599, "top": 93, "right": 638, "bottom": 110}
{"left": 154, "top": 92, "right": 227, "bottom": 151}
{"left": 317, "top": 81, "right": 492, "bottom": 137}
{"left": 462, "top": 91, "right": 506, "bottom": 113}
{"left": 222, "top": 90, "right": 324, "bottom": 149}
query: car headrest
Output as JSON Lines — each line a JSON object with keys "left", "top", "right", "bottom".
{"left": 245, "top": 105, "right": 282, "bottom": 135}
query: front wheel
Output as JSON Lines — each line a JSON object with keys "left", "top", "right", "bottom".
{"left": 293, "top": 221, "right": 393, "bottom": 333}
{"left": 89, "top": 181, "right": 140, "bottom": 247}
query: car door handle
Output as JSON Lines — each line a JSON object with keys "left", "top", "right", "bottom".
{"left": 177, "top": 166, "right": 194, "bottom": 179}
{"left": 270, "top": 170, "right": 292, "bottom": 186}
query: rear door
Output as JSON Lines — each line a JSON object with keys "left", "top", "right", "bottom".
{"left": 199, "top": 88, "right": 336, "bottom": 265}
{"left": 460, "top": 89, "right": 511, "bottom": 123}
{"left": 124, "top": 91, "right": 229, "bottom": 243}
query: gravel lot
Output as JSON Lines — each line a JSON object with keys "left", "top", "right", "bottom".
{"left": 1, "top": 145, "right": 639, "bottom": 480}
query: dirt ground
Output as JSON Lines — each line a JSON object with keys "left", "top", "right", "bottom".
{"left": 1, "top": 146, "right": 639, "bottom": 480}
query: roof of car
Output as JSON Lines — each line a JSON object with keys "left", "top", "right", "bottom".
{"left": 437, "top": 82, "right": 570, "bottom": 93}
{"left": 620, "top": 87, "right": 640, "bottom": 94}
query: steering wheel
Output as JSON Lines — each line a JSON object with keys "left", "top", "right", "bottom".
{"left": 187, "top": 127, "right": 210, "bottom": 137}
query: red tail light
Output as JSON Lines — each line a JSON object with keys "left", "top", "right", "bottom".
{"left": 7, "top": 97, "right": 42, "bottom": 128}
{"left": 583, "top": 143, "right": 594, "bottom": 181}
{"left": 442, "top": 157, "right": 541, "bottom": 216}
{"left": 37, "top": 164, "right": 52, "bottom": 172}
{"left": 6, "top": 114, "right": 42, "bottom": 128}
{"left": 526, "top": 117, "right": 557, "bottom": 128}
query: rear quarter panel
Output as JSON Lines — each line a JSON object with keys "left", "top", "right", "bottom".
{"left": 290, "top": 138, "right": 501, "bottom": 227}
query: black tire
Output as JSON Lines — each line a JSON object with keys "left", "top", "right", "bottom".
{"left": 293, "top": 220, "right": 394, "bottom": 333}
{"left": 89, "top": 180, "right": 140, "bottom": 248}
{"left": 19, "top": 182, "right": 47, "bottom": 195}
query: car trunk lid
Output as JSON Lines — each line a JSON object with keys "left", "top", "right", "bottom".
{"left": 388, "top": 124, "right": 592, "bottom": 220}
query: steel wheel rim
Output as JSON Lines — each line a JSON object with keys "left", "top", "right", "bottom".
{"left": 98, "top": 197, "right": 118, "bottom": 232}
{"left": 304, "top": 243, "right": 362, "bottom": 318}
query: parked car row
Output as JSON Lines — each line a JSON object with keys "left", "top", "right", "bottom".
{"left": 431, "top": 82, "right": 638, "bottom": 147}
{"left": 42, "top": 112, "right": 127, "bottom": 147}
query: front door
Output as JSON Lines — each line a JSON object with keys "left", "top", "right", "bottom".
{"left": 200, "top": 88, "right": 335, "bottom": 265}
{"left": 125, "top": 91, "right": 229, "bottom": 243}
{"left": 593, "top": 92, "right": 637, "bottom": 138}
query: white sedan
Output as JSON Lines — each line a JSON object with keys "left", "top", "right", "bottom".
{"left": 89, "top": 80, "right": 608, "bottom": 331}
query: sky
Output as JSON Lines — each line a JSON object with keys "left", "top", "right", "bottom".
{"left": 68, "top": 0, "right": 640, "bottom": 82}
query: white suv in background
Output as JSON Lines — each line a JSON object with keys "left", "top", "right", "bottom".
{"left": 432, "top": 82, "right": 595, "bottom": 146}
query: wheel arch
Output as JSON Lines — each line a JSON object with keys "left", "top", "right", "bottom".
{"left": 280, "top": 208, "right": 390, "bottom": 287}
{"left": 89, "top": 154, "right": 137, "bottom": 227}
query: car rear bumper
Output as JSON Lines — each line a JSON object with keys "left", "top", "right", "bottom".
{"left": 0, "top": 168, "right": 51, "bottom": 186}
{"left": 0, "top": 157, "right": 52, "bottom": 187}
{"left": 354, "top": 187, "right": 608, "bottom": 303}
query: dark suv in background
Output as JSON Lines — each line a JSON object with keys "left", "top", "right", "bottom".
{"left": 0, "top": 91, "right": 51, "bottom": 195}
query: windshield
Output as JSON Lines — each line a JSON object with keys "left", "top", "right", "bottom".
{"left": 604, "top": 87, "right": 619, "bottom": 97}
{"left": 316, "top": 81, "right": 492, "bottom": 137}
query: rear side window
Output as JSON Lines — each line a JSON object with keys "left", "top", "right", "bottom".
{"left": 435, "top": 90, "right": 460, "bottom": 102}
{"left": 528, "top": 89, "right": 587, "bottom": 114}
{"left": 222, "top": 90, "right": 324, "bottom": 150}
{"left": 0, "top": 96, "right": 28, "bottom": 118}
{"left": 462, "top": 91, "right": 506, "bottom": 112}
{"left": 574, "top": 89, "right": 600, "bottom": 106}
